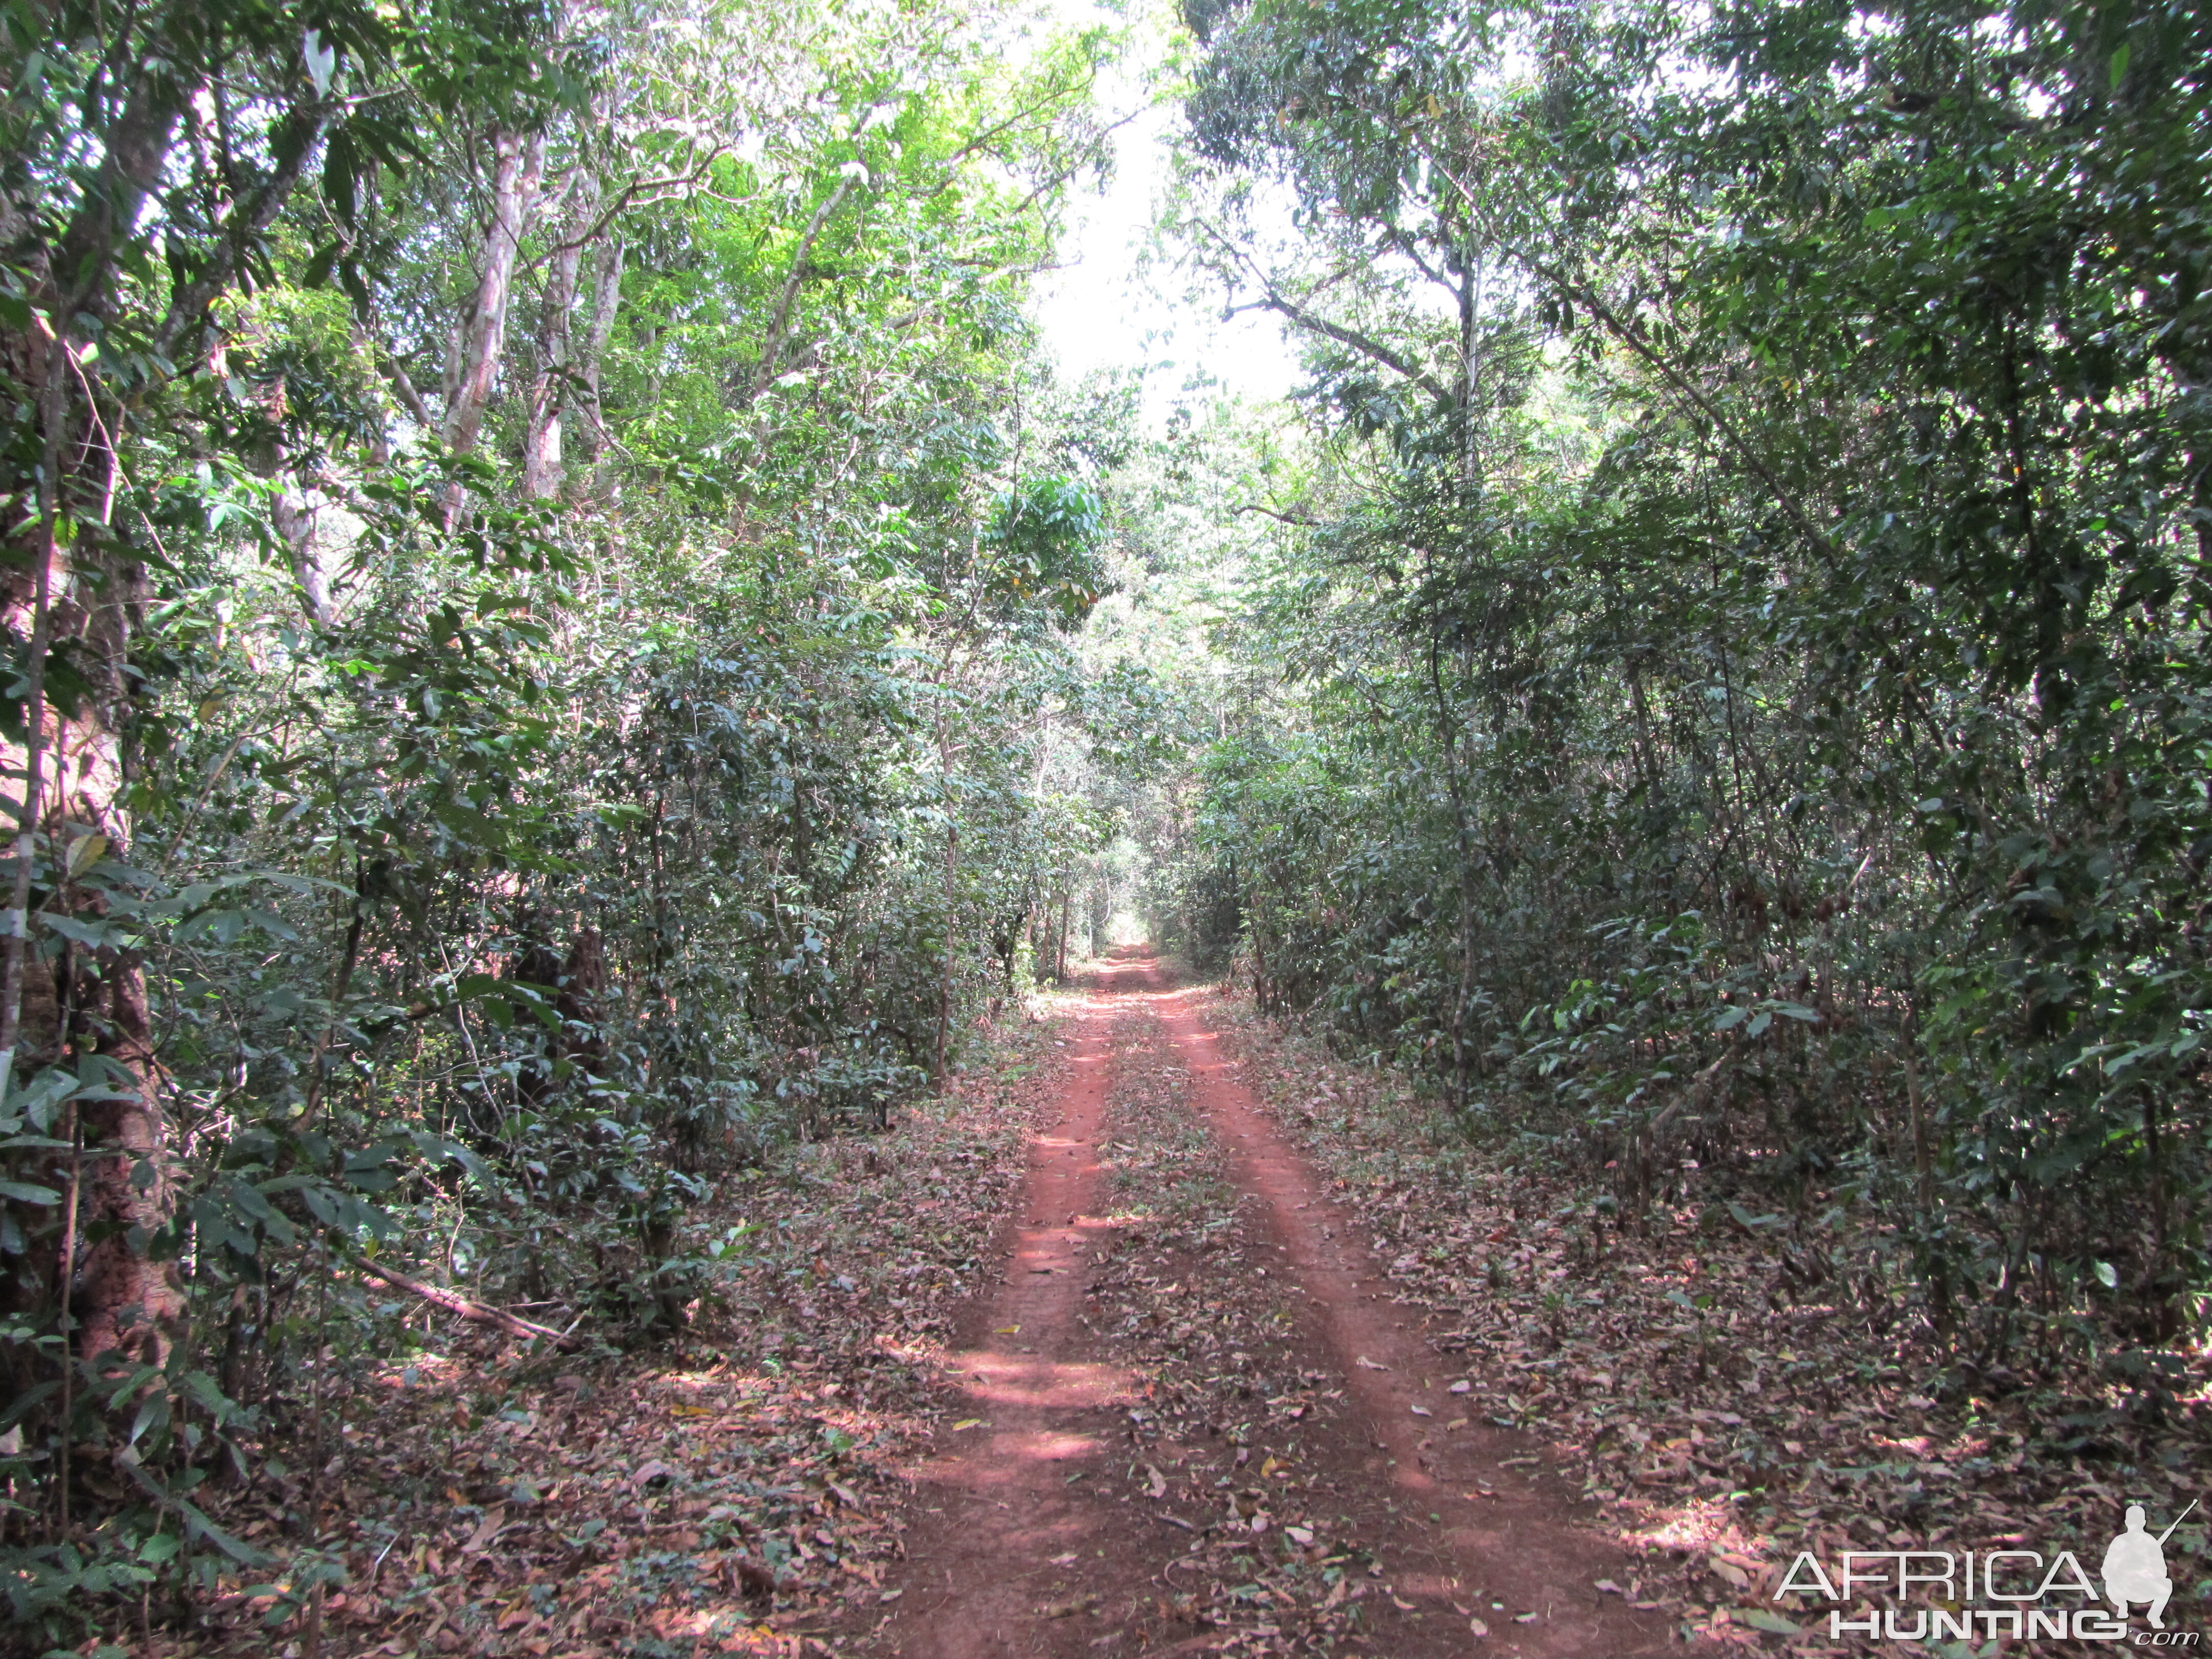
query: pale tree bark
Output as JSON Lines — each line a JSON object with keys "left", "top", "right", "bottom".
{"left": 523, "top": 170, "right": 599, "bottom": 499}
{"left": 443, "top": 127, "right": 548, "bottom": 467}
{"left": 272, "top": 479, "right": 333, "bottom": 627}
{"left": 578, "top": 230, "right": 625, "bottom": 482}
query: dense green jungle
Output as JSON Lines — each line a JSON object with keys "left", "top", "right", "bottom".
{"left": 2, "top": 0, "right": 2209, "bottom": 1648}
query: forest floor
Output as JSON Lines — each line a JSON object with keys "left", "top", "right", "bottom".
{"left": 115, "top": 950, "right": 2212, "bottom": 1659}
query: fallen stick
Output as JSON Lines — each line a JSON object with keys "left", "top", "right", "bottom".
{"left": 354, "top": 1257, "right": 584, "bottom": 1350}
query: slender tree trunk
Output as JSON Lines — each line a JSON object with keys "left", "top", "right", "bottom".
{"left": 524, "top": 170, "right": 598, "bottom": 499}
{"left": 1427, "top": 627, "right": 1480, "bottom": 1112}
{"left": 579, "top": 230, "right": 625, "bottom": 474}
{"left": 1247, "top": 895, "right": 1273, "bottom": 1013}
{"left": 933, "top": 755, "right": 958, "bottom": 1083}
{"left": 272, "top": 472, "right": 332, "bottom": 626}
{"left": 0, "top": 336, "right": 67, "bottom": 1102}
{"left": 1901, "top": 1003, "right": 1933, "bottom": 1217}
{"left": 2143, "top": 1089, "right": 2167, "bottom": 1275}
{"left": 1626, "top": 654, "right": 1660, "bottom": 798}
{"left": 444, "top": 127, "right": 547, "bottom": 470}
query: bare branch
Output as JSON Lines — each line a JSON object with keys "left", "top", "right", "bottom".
{"left": 380, "top": 351, "right": 434, "bottom": 429}
{"left": 747, "top": 175, "right": 856, "bottom": 406}
{"left": 1199, "top": 220, "right": 1454, "bottom": 406}
{"left": 354, "top": 1256, "right": 583, "bottom": 1350}
{"left": 1248, "top": 290, "right": 1453, "bottom": 406}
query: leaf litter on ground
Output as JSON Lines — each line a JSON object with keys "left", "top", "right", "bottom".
{"left": 1206, "top": 986, "right": 2212, "bottom": 1652}
{"left": 105, "top": 1014, "right": 1058, "bottom": 1659}
{"left": 975, "top": 999, "right": 1488, "bottom": 1658}
{"left": 109, "top": 977, "right": 2212, "bottom": 1658}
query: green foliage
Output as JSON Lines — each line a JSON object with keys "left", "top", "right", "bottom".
{"left": 0, "top": 0, "right": 1132, "bottom": 1637}
{"left": 985, "top": 476, "right": 1111, "bottom": 630}
{"left": 1161, "top": 0, "right": 2212, "bottom": 1393}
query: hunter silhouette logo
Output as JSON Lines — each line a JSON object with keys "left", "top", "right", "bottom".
{"left": 1776, "top": 1499, "right": 2201, "bottom": 1645}
{"left": 2107, "top": 1501, "right": 2196, "bottom": 1630}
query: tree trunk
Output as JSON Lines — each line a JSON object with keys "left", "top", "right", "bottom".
{"left": 1427, "top": 630, "right": 1480, "bottom": 1112}
{"left": 272, "top": 473, "right": 333, "bottom": 627}
{"left": 1, "top": 433, "right": 185, "bottom": 1370}
{"left": 1901, "top": 1004, "right": 1933, "bottom": 1217}
{"left": 0, "top": 80, "right": 193, "bottom": 1370}
{"left": 579, "top": 230, "right": 625, "bottom": 474}
{"left": 524, "top": 171, "right": 598, "bottom": 499}
{"left": 933, "top": 814, "right": 958, "bottom": 1083}
{"left": 443, "top": 127, "right": 547, "bottom": 469}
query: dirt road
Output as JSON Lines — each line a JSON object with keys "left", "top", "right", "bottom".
{"left": 870, "top": 951, "right": 1673, "bottom": 1658}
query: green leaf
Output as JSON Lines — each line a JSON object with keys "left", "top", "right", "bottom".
{"left": 138, "top": 1532, "right": 183, "bottom": 1564}
{"left": 175, "top": 1493, "right": 268, "bottom": 1565}
{"left": 0, "top": 1180, "right": 61, "bottom": 1204}
{"left": 38, "top": 912, "right": 129, "bottom": 947}
{"left": 129, "top": 1388, "right": 171, "bottom": 1448}
{"left": 300, "top": 1184, "right": 341, "bottom": 1227}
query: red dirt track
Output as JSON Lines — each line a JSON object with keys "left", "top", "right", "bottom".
{"left": 874, "top": 950, "right": 1675, "bottom": 1658}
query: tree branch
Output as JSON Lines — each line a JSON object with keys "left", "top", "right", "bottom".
{"left": 154, "top": 106, "right": 332, "bottom": 360}
{"left": 380, "top": 350, "right": 435, "bottom": 429}
{"left": 353, "top": 1256, "right": 583, "bottom": 1350}
{"left": 1198, "top": 220, "right": 1453, "bottom": 406}
{"left": 1389, "top": 121, "right": 1840, "bottom": 558}
{"left": 1248, "top": 289, "right": 1453, "bottom": 405}
{"left": 747, "top": 176, "right": 855, "bottom": 407}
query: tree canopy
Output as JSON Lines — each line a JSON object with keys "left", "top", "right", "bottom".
{"left": 1150, "top": 0, "right": 2212, "bottom": 1391}
{"left": 6, "top": 0, "right": 2211, "bottom": 1637}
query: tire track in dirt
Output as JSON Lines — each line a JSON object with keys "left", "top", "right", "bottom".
{"left": 1146, "top": 961, "right": 1675, "bottom": 1657}
{"left": 880, "top": 956, "right": 1166, "bottom": 1658}
{"left": 869, "top": 950, "right": 1678, "bottom": 1658}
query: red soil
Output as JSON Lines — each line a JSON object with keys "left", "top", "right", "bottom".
{"left": 871, "top": 951, "right": 1678, "bottom": 1658}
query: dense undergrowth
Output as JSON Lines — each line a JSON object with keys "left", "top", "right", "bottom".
{"left": 35, "top": 1011, "right": 1055, "bottom": 1657}
{"left": 1214, "top": 986, "right": 2212, "bottom": 1649}
{"left": 1137, "top": 0, "right": 2212, "bottom": 1452}
{"left": 0, "top": 0, "right": 1147, "bottom": 1636}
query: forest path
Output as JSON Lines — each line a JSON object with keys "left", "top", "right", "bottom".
{"left": 869, "top": 950, "right": 1673, "bottom": 1659}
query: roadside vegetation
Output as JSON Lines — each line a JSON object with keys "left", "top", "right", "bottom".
{"left": 0, "top": 0, "right": 1136, "bottom": 1639}
{"left": 1148, "top": 0, "right": 2212, "bottom": 1478}
{"left": 4, "top": 0, "right": 2209, "bottom": 1647}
